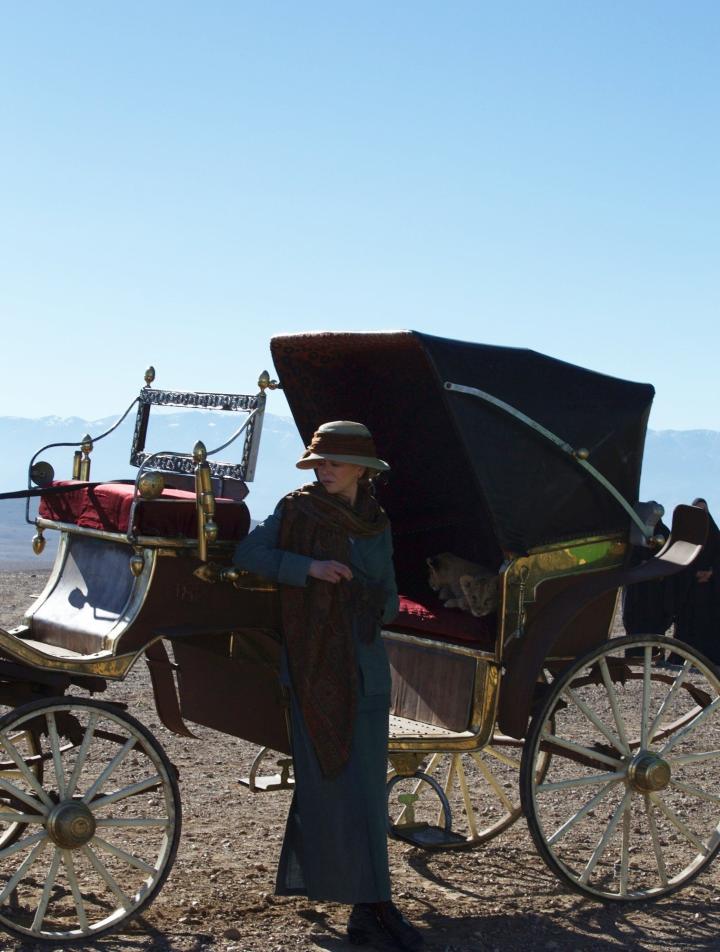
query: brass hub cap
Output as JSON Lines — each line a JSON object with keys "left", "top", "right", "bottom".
{"left": 46, "top": 801, "right": 97, "bottom": 849}
{"left": 628, "top": 752, "right": 671, "bottom": 793}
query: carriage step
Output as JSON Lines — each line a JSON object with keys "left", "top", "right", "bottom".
{"left": 238, "top": 753, "right": 295, "bottom": 792}
{"left": 389, "top": 822, "right": 467, "bottom": 848}
{"left": 238, "top": 772, "right": 295, "bottom": 792}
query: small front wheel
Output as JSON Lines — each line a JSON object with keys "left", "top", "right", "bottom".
{"left": 521, "top": 636, "right": 720, "bottom": 901}
{"left": 0, "top": 697, "right": 181, "bottom": 942}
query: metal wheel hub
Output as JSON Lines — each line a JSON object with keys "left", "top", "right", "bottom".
{"left": 627, "top": 751, "right": 671, "bottom": 793}
{"left": 46, "top": 801, "right": 96, "bottom": 849}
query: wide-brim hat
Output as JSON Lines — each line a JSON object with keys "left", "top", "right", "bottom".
{"left": 296, "top": 420, "right": 390, "bottom": 472}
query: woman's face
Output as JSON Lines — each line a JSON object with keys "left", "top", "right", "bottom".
{"left": 316, "top": 459, "right": 366, "bottom": 501}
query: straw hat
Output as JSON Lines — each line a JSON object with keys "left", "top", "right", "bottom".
{"left": 296, "top": 421, "right": 390, "bottom": 472}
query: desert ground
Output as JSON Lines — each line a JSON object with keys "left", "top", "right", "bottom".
{"left": 0, "top": 569, "right": 718, "bottom": 952}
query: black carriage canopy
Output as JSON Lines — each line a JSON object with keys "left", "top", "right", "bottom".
{"left": 271, "top": 332, "right": 654, "bottom": 600}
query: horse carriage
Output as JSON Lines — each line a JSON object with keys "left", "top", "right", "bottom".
{"left": 0, "top": 330, "right": 718, "bottom": 942}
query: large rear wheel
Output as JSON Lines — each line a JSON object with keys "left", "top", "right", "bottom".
{"left": 521, "top": 636, "right": 720, "bottom": 900}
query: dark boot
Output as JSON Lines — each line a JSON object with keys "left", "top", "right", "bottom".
{"left": 347, "top": 902, "right": 423, "bottom": 951}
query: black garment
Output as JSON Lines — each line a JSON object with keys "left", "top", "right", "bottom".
{"left": 622, "top": 520, "right": 673, "bottom": 636}
{"left": 673, "top": 510, "right": 720, "bottom": 663}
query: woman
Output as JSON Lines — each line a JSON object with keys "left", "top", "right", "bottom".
{"left": 233, "top": 420, "right": 423, "bottom": 952}
{"left": 673, "top": 498, "right": 720, "bottom": 664}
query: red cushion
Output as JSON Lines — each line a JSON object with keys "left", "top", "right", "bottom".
{"left": 38, "top": 481, "right": 250, "bottom": 541}
{"left": 390, "top": 596, "right": 495, "bottom": 648}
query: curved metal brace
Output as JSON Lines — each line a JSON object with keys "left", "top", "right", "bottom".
{"left": 444, "top": 381, "right": 651, "bottom": 539}
{"left": 25, "top": 398, "right": 140, "bottom": 525}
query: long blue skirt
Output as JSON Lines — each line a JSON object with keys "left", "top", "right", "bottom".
{"left": 275, "top": 688, "right": 392, "bottom": 904}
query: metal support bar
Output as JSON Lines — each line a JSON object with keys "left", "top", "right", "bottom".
{"left": 444, "top": 381, "right": 651, "bottom": 538}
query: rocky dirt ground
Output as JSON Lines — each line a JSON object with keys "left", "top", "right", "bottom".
{"left": 0, "top": 570, "right": 718, "bottom": 952}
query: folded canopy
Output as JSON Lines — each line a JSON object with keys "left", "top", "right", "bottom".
{"left": 271, "top": 332, "right": 654, "bottom": 562}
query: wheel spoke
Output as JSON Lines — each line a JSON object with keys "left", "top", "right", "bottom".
{"left": 620, "top": 795, "right": 631, "bottom": 897}
{"left": 0, "top": 735, "right": 53, "bottom": 809}
{"left": 46, "top": 712, "right": 67, "bottom": 800}
{"left": 538, "top": 770, "right": 625, "bottom": 793}
{"left": 90, "top": 774, "right": 163, "bottom": 811}
{"left": 640, "top": 646, "right": 652, "bottom": 749}
{"left": 0, "top": 811, "right": 44, "bottom": 824}
{"left": 546, "top": 779, "right": 622, "bottom": 846}
{"left": 0, "top": 779, "right": 48, "bottom": 818}
{"left": 643, "top": 793, "right": 669, "bottom": 887}
{"left": 81, "top": 844, "right": 132, "bottom": 910}
{"left": 0, "top": 829, "right": 47, "bottom": 862}
{"left": 32, "top": 847, "right": 62, "bottom": 933}
{"left": 0, "top": 837, "right": 48, "bottom": 904}
{"left": 659, "top": 697, "right": 720, "bottom": 757}
{"left": 454, "top": 756, "right": 479, "bottom": 840}
{"left": 62, "top": 849, "right": 90, "bottom": 935}
{"left": 669, "top": 748, "right": 720, "bottom": 765}
{"left": 66, "top": 713, "right": 99, "bottom": 799}
{"left": 669, "top": 778, "right": 720, "bottom": 805}
{"left": 649, "top": 792, "right": 710, "bottom": 854}
{"left": 93, "top": 835, "right": 158, "bottom": 875}
{"left": 81, "top": 736, "right": 137, "bottom": 805}
{"left": 439, "top": 756, "right": 457, "bottom": 828}
{"left": 469, "top": 751, "right": 516, "bottom": 812}
{"left": 579, "top": 787, "right": 632, "bottom": 885}
{"left": 647, "top": 660, "right": 692, "bottom": 745}
{"left": 564, "top": 687, "right": 628, "bottom": 756}
{"left": 598, "top": 657, "right": 630, "bottom": 752}
{"left": 541, "top": 731, "right": 623, "bottom": 769}
{"left": 481, "top": 744, "right": 522, "bottom": 771}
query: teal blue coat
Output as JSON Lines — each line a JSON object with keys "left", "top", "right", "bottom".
{"left": 233, "top": 499, "right": 399, "bottom": 903}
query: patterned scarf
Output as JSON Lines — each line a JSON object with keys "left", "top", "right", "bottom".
{"left": 279, "top": 482, "right": 389, "bottom": 778}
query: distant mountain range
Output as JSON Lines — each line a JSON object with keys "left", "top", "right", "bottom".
{"left": 0, "top": 411, "right": 717, "bottom": 568}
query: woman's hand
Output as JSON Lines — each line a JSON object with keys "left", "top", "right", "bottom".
{"left": 696, "top": 568, "right": 713, "bottom": 583}
{"left": 308, "top": 560, "right": 353, "bottom": 583}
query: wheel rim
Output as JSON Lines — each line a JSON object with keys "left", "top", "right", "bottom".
{"left": 522, "top": 636, "right": 720, "bottom": 900}
{"left": 388, "top": 735, "right": 550, "bottom": 848}
{"left": 0, "top": 698, "right": 181, "bottom": 940}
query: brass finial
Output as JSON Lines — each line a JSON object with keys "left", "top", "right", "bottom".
{"left": 32, "top": 530, "right": 46, "bottom": 555}
{"left": 575, "top": 447, "right": 590, "bottom": 461}
{"left": 138, "top": 471, "right": 165, "bottom": 500}
{"left": 193, "top": 441, "right": 207, "bottom": 463}
{"left": 80, "top": 434, "right": 93, "bottom": 455}
{"left": 258, "top": 370, "right": 280, "bottom": 392}
{"left": 129, "top": 552, "right": 145, "bottom": 577}
{"left": 144, "top": 366, "right": 156, "bottom": 386}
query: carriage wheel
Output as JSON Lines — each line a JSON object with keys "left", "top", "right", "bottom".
{"left": 0, "top": 697, "right": 181, "bottom": 941}
{"left": 388, "top": 733, "right": 550, "bottom": 848}
{"left": 521, "top": 635, "right": 720, "bottom": 900}
{"left": 0, "top": 729, "right": 42, "bottom": 850}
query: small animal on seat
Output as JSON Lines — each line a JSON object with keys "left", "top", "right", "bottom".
{"left": 426, "top": 553, "right": 498, "bottom": 615}
{"left": 459, "top": 573, "right": 499, "bottom": 617}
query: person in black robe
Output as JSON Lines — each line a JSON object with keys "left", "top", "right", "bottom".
{"left": 672, "top": 498, "right": 720, "bottom": 664}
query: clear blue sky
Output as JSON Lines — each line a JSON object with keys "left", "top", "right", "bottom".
{"left": 1, "top": 1, "right": 718, "bottom": 429}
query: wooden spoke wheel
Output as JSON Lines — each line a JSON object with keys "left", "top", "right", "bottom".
{"left": 388, "top": 734, "right": 550, "bottom": 848}
{"left": 521, "top": 635, "right": 720, "bottom": 900}
{"left": 0, "top": 697, "right": 181, "bottom": 942}
{"left": 0, "top": 728, "right": 42, "bottom": 850}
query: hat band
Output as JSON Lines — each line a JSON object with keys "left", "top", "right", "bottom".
{"left": 305, "top": 432, "right": 378, "bottom": 459}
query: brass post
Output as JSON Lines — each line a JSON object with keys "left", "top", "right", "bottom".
{"left": 78, "top": 434, "right": 93, "bottom": 481}
{"left": 193, "top": 441, "right": 217, "bottom": 562}
{"left": 72, "top": 451, "right": 82, "bottom": 480}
